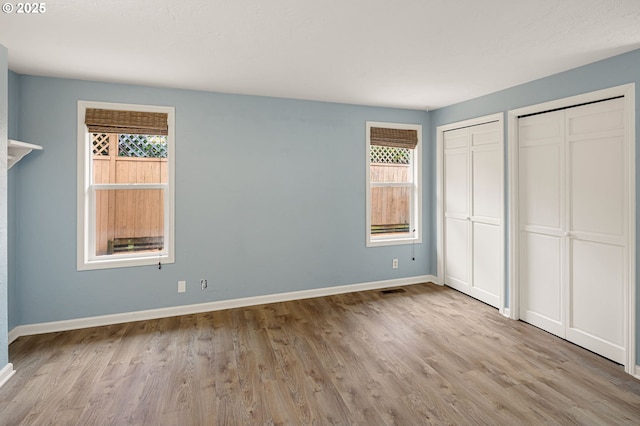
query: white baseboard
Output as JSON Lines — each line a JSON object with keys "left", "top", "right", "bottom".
{"left": 502, "top": 307, "right": 511, "bottom": 318}
{"left": 9, "top": 275, "right": 436, "bottom": 343}
{"left": 0, "top": 363, "right": 15, "bottom": 389}
{"left": 8, "top": 328, "right": 20, "bottom": 345}
{"left": 635, "top": 365, "right": 640, "bottom": 380}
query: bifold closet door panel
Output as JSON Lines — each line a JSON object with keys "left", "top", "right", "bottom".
{"left": 444, "top": 128, "right": 470, "bottom": 290}
{"left": 518, "top": 110, "right": 565, "bottom": 336}
{"left": 565, "top": 98, "right": 627, "bottom": 364}
{"left": 469, "top": 123, "right": 501, "bottom": 306}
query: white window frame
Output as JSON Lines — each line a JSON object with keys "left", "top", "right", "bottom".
{"left": 366, "top": 121, "right": 422, "bottom": 247}
{"left": 77, "top": 100, "right": 175, "bottom": 271}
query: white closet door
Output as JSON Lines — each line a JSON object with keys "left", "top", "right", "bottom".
{"left": 518, "top": 98, "right": 627, "bottom": 364}
{"left": 518, "top": 111, "right": 565, "bottom": 337}
{"left": 470, "top": 123, "right": 502, "bottom": 307}
{"left": 444, "top": 128, "right": 470, "bottom": 290}
{"left": 565, "top": 98, "right": 627, "bottom": 363}
{"left": 444, "top": 121, "right": 502, "bottom": 308}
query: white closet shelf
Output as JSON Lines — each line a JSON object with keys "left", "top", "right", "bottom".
{"left": 8, "top": 139, "right": 43, "bottom": 169}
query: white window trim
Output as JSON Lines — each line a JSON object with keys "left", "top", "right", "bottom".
{"left": 77, "top": 100, "right": 175, "bottom": 271}
{"left": 366, "top": 121, "right": 422, "bottom": 247}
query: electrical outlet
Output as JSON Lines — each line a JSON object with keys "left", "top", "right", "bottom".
{"left": 392, "top": 259, "right": 398, "bottom": 269}
{"left": 200, "top": 279, "right": 208, "bottom": 290}
{"left": 178, "top": 280, "right": 186, "bottom": 293}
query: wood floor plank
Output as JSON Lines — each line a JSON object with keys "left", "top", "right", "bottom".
{"left": 2, "top": 282, "right": 640, "bottom": 425}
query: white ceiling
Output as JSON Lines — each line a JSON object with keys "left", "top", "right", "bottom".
{"left": 1, "top": 0, "right": 639, "bottom": 109}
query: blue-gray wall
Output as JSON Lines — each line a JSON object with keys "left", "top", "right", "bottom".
{"left": 0, "top": 44, "right": 8, "bottom": 369}
{"left": 430, "top": 48, "right": 640, "bottom": 364}
{"left": 8, "top": 76, "right": 431, "bottom": 326}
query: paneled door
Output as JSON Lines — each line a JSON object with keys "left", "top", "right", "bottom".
{"left": 518, "top": 110, "right": 565, "bottom": 337}
{"left": 444, "top": 121, "right": 502, "bottom": 308}
{"left": 519, "top": 98, "right": 628, "bottom": 363}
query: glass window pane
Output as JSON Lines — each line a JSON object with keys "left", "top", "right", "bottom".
{"left": 118, "top": 134, "right": 167, "bottom": 158}
{"left": 370, "top": 146, "right": 412, "bottom": 183}
{"left": 92, "top": 133, "right": 168, "bottom": 184}
{"left": 95, "top": 189, "right": 165, "bottom": 256}
{"left": 371, "top": 187, "right": 411, "bottom": 235}
{"left": 370, "top": 145, "right": 411, "bottom": 165}
{"left": 370, "top": 163, "right": 412, "bottom": 183}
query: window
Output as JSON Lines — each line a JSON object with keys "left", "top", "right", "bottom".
{"left": 77, "top": 101, "right": 175, "bottom": 270}
{"left": 366, "top": 121, "right": 421, "bottom": 247}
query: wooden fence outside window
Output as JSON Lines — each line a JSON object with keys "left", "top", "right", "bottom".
{"left": 93, "top": 134, "right": 166, "bottom": 256}
{"left": 370, "top": 163, "right": 411, "bottom": 233}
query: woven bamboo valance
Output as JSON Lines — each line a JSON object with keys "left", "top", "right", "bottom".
{"left": 370, "top": 127, "right": 418, "bottom": 149}
{"left": 85, "top": 108, "right": 169, "bottom": 135}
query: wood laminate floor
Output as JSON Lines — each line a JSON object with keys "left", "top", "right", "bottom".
{"left": 1, "top": 282, "right": 640, "bottom": 425}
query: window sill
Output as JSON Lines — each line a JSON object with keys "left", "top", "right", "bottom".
{"left": 367, "top": 236, "right": 422, "bottom": 248}
{"left": 78, "top": 253, "right": 174, "bottom": 271}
